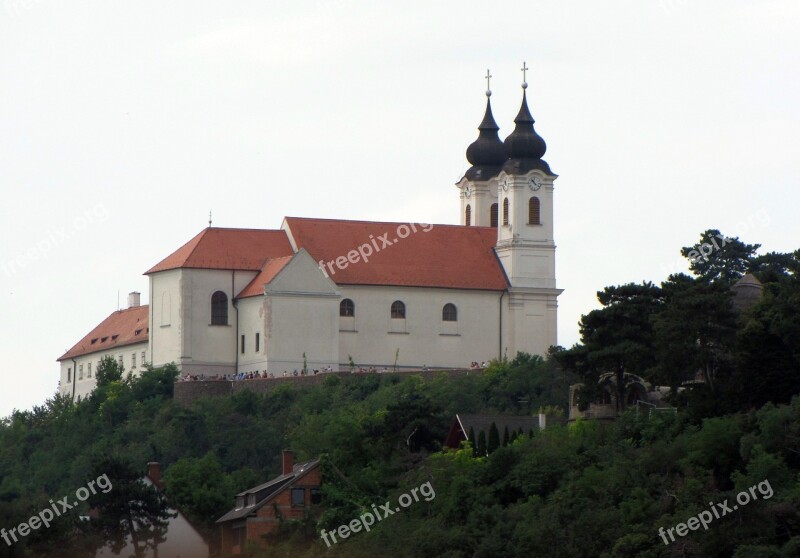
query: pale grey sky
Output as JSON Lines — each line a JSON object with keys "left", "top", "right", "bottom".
{"left": 1, "top": 1, "right": 798, "bottom": 417}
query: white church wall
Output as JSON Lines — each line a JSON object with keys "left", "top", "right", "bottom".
{"left": 262, "top": 251, "right": 340, "bottom": 373}
{"left": 336, "top": 285, "right": 501, "bottom": 369}
{"left": 181, "top": 268, "right": 257, "bottom": 376}
{"left": 149, "top": 268, "right": 182, "bottom": 369}
{"left": 237, "top": 295, "right": 268, "bottom": 373}
{"left": 504, "top": 289, "right": 559, "bottom": 359}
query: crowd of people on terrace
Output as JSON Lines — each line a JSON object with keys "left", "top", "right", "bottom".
{"left": 176, "top": 361, "right": 488, "bottom": 381}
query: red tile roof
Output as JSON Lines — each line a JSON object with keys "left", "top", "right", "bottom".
{"left": 284, "top": 217, "right": 509, "bottom": 291}
{"left": 237, "top": 255, "right": 294, "bottom": 298}
{"left": 145, "top": 228, "right": 293, "bottom": 274}
{"left": 58, "top": 305, "right": 149, "bottom": 361}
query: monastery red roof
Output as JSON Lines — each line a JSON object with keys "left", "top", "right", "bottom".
{"left": 284, "top": 217, "right": 509, "bottom": 291}
{"left": 145, "top": 228, "right": 293, "bottom": 274}
{"left": 237, "top": 255, "right": 295, "bottom": 298}
{"left": 58, "top": 305, "right": 149, "bottom": 361}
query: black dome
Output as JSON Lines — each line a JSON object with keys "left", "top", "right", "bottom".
{"left": 465, "top": 98, "right": 507, "bottom": 181}
{"left": 502, "top": 90, "right": 552, "bottom": 175}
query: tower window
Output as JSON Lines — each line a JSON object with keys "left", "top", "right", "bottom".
{"left": 528, "top": 196, "right": 541, "bottom": 225}
{"left": 442, "top": 303, "right": 458, "bottom": 322}
{"left": 391, "top": 301, "right": 406, "bottom": 319}
{"left": 340, "top": 299, "right": 355, "bottom": 317}
{"left": 241, "top": 335, "right": 245, "bottom": 354}
{"left": 211, "top": 291, "right": 228, "bottom": 325}
{"left": 502, "top": 198, "right": 509, "bottom": 226}
{"left": 465, "top": 205, "right": 471, "bottom": 227}
{"left": 490, "top": 204, "right": 498, "bottom": 228}
{"left": 255, "top": 332, "right": 260, "bottom": 353}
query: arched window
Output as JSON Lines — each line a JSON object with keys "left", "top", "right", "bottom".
{"left": 490, "top": 204, "right": 498, "bottom": 227}
{"left": 211, "top": 291, "right": 228, "bottom": 325}
{"left": 442, "top": 303, "right": 457, "bottom": 322}
{"left": 391, "top": 300, "right": 406, "bottom": 319}
{"left": 502, "top": 198, "right": 509, "bottom": 226}
{"left": 340, "top": 299, "right": 355, "bottom": 317}
{"left": 465, "top": 205, "right": 471, "bottom": 226}
{"left": 528, "top": 196, "right": 541, "bottom": 225}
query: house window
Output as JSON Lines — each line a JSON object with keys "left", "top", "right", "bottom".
{"left": 490, "top": 203, "right": 498, "bottom": 227}
{"left": 255, "top": 332, "right": 260, "bottom": 353}
{"left": 311, "top": 488, "right": 322, "bottom": 505}
{"left": 78, "top": 365, "right": 83, "bottom": 380}
{"left": 211, "top": 291, "right": 228, "bottom": 325}
{"left": 87, "top": 362, "right": 92, "bottom": 378}
{"left": 67, "top": 368, "right": 72, "bottom": 383}
{"left": 465, "top": 204, "right": 471, "bottom": 226}
{"left": 391, "top": 301, "right": 406, "bottom": 319}
{"left": 141, "top": 351, "right": 146, "bottom": 365}
{"left": 291, "top": 487, "right": 305, "bottom": 507}
{"left": 442, "top": 303, "right": 458, "bottom": 322}
{"left": 118, "top": 355, "right": 123, "bottom": 367}
{"left": 131, "top": 353, "right": 137, "bottom": 369}
{"left": 340, "top": 299, "right": 355, "bottom": 317}
{"left": 528, "top": 196, "right": 541, "bottom": 225}
{"left": 241, "top": 335, "right": 245, "bottom": 354}
{"left": 502, "top": 198, "right": 509, "bottom": 226}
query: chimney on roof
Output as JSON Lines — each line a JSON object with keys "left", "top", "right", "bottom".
{"left": 128, "top": 292, "right": 141, "bottom": 308}
{"left": 147, "top": 462, "right": 165, "bottom": 491}
{"left": 282, "top": 450, "right": 295, "bottom": 475}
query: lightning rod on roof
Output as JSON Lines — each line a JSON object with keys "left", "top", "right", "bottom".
{"left": 209, "top": 210, "right": 213, "bottom": 227}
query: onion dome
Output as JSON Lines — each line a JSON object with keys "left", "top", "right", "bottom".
{"left": 502, "top": 88, "right": 552, "bottom": 175}
{"left": 465, "top": 96, "right": 508, "bottom": 181}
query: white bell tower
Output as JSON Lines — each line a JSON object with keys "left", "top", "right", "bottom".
{"left": 495, "top": 63, "right": 562, "bottom": 357}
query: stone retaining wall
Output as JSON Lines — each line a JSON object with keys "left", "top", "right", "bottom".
{"left": 174, "top": 368, "right": 478, "bottom": 406}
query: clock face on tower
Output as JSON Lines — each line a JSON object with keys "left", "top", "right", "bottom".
{"left": 464, "top": 185, "right": 472, "bottom": 199}
{"left": 529, "top": 176, "right": 542, "bottom": 191}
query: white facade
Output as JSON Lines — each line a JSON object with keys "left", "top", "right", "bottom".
{"left": 59, "top": 343, "right": 149, "bottom": 400}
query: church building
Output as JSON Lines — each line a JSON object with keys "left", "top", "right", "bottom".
{"left": 58, "top": 74, "right": 562, "bottom": 400}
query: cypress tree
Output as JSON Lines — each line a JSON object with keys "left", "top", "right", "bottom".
{"left": 488, "top": 422, "right": 500, "bottom": 453}
{"left": 510, "top": 430, "right": 518, "bottom": 444}
{"left": 468, "top": 427, "right": 477, "bottom": 455}
{"left": 502, "top": 425, "right": 510, "bottom": 447}
{"left": 477, "top": 430, "right": 487, "bottom": 456}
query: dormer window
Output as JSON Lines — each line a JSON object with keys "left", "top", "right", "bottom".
{"left": 90, "top": 338, "right": 98, "bottom": 345}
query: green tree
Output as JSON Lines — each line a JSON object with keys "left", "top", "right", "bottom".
{"left": 488, "top": 422, "right": 500, "bottom": 454}
{"left": 86, "top": 457, "right": 174, "bottom": 558}
{"left": 477, "top": 430, "right": 487, "bottom": 456}
{"left": 681, "top": 229, "right": 759, "bottom": 284}
{"left": 95, "top": 355, "right": 123, "bottom": 388}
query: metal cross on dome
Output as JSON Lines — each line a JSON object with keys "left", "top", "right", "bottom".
{"left": 485, "top": 69, "right": 492, "bottom": 97}
{"left": 521, "top": 61, "right": 529, "bottom": 89}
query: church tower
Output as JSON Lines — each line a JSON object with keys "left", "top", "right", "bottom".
{"left": 457, "top": 64, "right": 562, "bottom": 356}
{"left": 495, "top": 65, "right": 562, "bottom": 355}
{"left": 457, "top": 71, "right": 505, "bottom": 227}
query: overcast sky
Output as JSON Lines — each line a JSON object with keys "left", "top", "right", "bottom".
{"left": 1, "top": 1, "right": 798, "bottom": 417}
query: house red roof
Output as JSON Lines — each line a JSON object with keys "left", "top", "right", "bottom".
{"left": 58, "top": 305, "right": 149, "bottom": 361}
{"left": 145, "top": 228, "right": 293, "bottom": 274}
{"left": 284, "top": 217, "right": 509, "bottom": 291}
{"left": 237, "top": 255, "right": 294, "bottom": 298}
